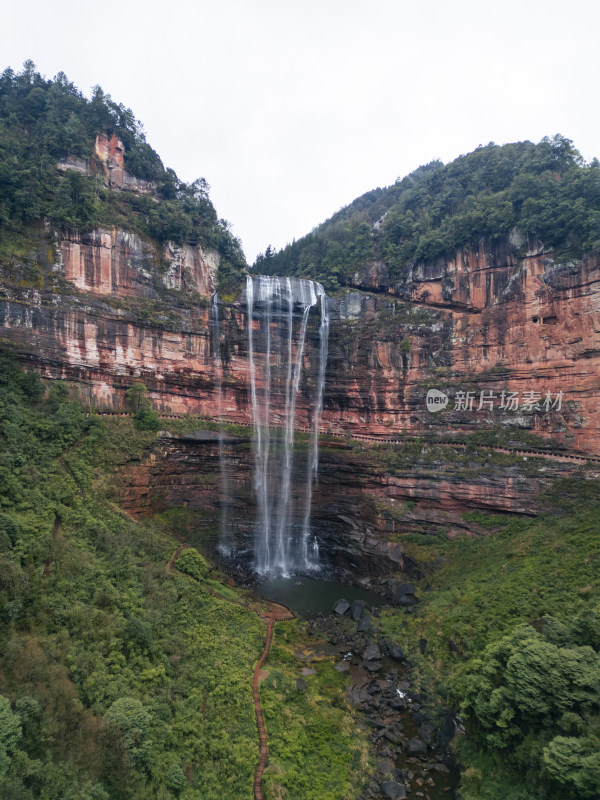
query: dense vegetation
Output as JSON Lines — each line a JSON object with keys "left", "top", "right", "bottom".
{"left": 0, "top": 352, "right": 369, "bottom": 799}
{"left": 260, "top": 620, "right": 369, "bottom": 800}
{"left": 0, "top": 61, "right": 246, "bottom": 291}
{"left": 256, "top": 136, "right": 600, "bottom": 290}
{"left": 460, "top": 615, "right": 600, "bottom": 799}
{"left": 2, "top": 59, "right": 600, "bottom": 800}
{"left": 369, "top": 444, "right": 600, "bottom": 800}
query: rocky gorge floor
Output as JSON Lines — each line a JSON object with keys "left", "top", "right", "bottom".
{"left": 302, "top": 598, "right": 461, "bottom": 800}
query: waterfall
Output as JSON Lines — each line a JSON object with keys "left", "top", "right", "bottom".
{"left": 211, "top": 294, "right": 231, "bottom": 556}
{"left": 301, "top": 282, "right": 328, "bottom": 569}
{"left": 245, "top": 275, "right": 329, "bottom": 577}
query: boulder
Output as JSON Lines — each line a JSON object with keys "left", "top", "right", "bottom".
{"left": 376, "top": 757, "right": 395, "bottom": 775}
{"left": 383, "top": 729, "right": 402, "bottom": 745}
{"left": 357, "top": 614, "right": 372, "bottom": 633}
{"left": 365, "top": 660, "right": 382, "bottom": 672}
{"left": 438, "top": 715, "right": 459, "bottom": 751}
{"left": 350, "top": 599, "right": 366, "bottom": 620}
{"left": 387, "top": 641, "right": 406, "bottom": 661}
{"left": 394, "top": 583, "right": 417, "bottom": 606}
{"left": 406, "top": 738, "right": 428, "bottom": 755}
{"left": 381, "top": 781, "right": 407, "bottom": 799}
{"left": 333, "top": 598, "right": 351, "bottom": 616}
{"left": 296, "top": 678, "right": 308, "bottom": 692}
{"left": 362, "top": 643, "right": 382, "bottom": 661}
{"left": 418, "top": 723, "right": 437, "bottom": 744}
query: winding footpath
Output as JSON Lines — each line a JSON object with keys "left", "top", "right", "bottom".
{"left": 252, "top": 603, "right": 295, "bottom": 799}
{"left": 168, "top": 544, "right": 294, "bottom": 800}
{"left": 252, "top": 618, "right": 274, "bottom": 800}
{"left": 167, "top": 542, "right": 190, "bottom": 572}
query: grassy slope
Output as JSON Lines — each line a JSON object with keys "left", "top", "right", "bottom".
{"left": 260, "top": 620, "right": 370, "bottom": 800}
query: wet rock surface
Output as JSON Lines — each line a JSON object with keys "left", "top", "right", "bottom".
{"left": 333, "top": 598, "right": 352, "bottom": 615}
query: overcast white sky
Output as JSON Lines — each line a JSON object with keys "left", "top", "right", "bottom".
{"left": 1, "top": 0, "right": 599, "bottom": 262}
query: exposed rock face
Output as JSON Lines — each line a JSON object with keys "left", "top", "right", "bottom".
{"left": 119, "top": 435, "right": 409, "bottom": 577}
{"left": 4, "top": 222, "right": 596, "bottom": 569}
{"left": 58, "top": 133, "right": 157, "bottom": 194}
{"left": 57, "top": 227, "right": 217, "bottom": 297}
{"left": 326, "top": 243, "right": 600, "bottom": 453}
{"left": 1, "top": 229, "right": 599, "bottom": 455}
{"left": 95, "top": 132, "right": 126, "bottom": 187}
{"left": 116, "top": 432, "right": 595, "bottom": 580}
{"left": 163, "top": 241, "right": 219, "bottom": 296}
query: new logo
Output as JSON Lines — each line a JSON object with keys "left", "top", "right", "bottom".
{"left": 426, "top": 389, "right": 449, "bottom": 412}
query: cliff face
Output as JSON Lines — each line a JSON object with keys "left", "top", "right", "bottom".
{"left": 2, "top": 226, "right": 599, "bottom": 577}
{"left": 329, "top": 242, "right": 600, "bottom": 453}
{"left": 1, "top": 229, "right": 599, "bottom": 454}
{"left": 58, "top": 133, "right": 158, "bottom": 194}
{"left": 57, "top": 227, "right": 218, "bottom": 298}
{"left": 118, "top": 432, "right": 596, "bottom": 586}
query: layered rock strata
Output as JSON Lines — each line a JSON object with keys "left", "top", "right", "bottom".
{"left": 1, "top": 229, "right": 599, "bottom": 454}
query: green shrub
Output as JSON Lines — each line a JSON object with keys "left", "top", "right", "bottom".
{"left": 176, "top": 547, "right": 209, "bottom": 581}
{"left": 133, "top": 407, "right": 160, "bottom": 431}
{"left": 458, "top": 614, "right": 600, "bottom": 799}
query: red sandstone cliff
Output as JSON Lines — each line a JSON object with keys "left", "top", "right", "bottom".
{"left": 56, "top": 227, "right": 218, "bottom": 297}
{"left": 58, "top": 133, "right": 157, "bottom": 194}
{"left": 330, "top": 244, "right": 600, "bottom": 453}
{"left": 1, "top": 228, "right": 599, "bottom": 454}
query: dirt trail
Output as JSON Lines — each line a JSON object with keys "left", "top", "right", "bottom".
{"left": 168, "top": 545, "right": 294, "bottom": 799}
{"left": 167, "top": 543, "right": 190, "bottom": 573}
{"left": 252, "top": 602, "right": 294, "bottom": 799}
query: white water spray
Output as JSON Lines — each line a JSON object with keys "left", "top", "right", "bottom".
{"left": 211, "top": 294, "right": 232, "bottom": 556}
{"left": 245, "top": 275, "right": 329, "bottom": 576}
{"left": 301, "top": 283, "right": 329, "bottom": 569}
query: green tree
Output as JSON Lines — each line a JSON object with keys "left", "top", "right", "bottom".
{"left": 125, "top": 382, "right": 150, "bottom": 413}
{"left": 105, "top": 697, "right": 151, "bottom": 771}
{"left": 543, "top": 735, "right": 600, "bottom": 797}
{"left": 459, "top": 614, "right": 600, "bottom": 798}
{"left": 0, "top": 695, "right": 22, "bottom": 777}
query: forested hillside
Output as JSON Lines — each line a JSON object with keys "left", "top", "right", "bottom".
{"left": 0, "top": 354, "right": 369, "bottom": 799}
{"left": 256, "top": 136, "right": 600, "bottom": 290}
{"left": 0, "top": 62, "right": 246, "bottom": 291}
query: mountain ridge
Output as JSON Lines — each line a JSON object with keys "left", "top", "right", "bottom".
{"left": 255, "top": 136, "right": 600, "bottom": 294}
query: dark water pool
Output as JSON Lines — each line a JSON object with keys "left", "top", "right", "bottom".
{"left": 255, "top": 576, "right": 386, "bottom": 617}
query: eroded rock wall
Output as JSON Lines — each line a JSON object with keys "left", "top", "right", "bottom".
{"left": 57, "top": 227, "right": 218, "bottom": 298}
{"left": 117, "top": 433, "right": 595, "bottom": 580}
{"left": 1, "top": 228, "right": 599, "bottom": 454}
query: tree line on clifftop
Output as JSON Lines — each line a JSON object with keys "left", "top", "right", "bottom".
{"left": 256, "top": 135, "right": 600, "bottom": 290}
{"left": 0, "top": 61, "right": 246, "bottom": 292}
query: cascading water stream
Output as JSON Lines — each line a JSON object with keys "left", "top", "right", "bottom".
{"left": 301, "top": 282, "right": 328, "bottom": 569}
{"left": 245, "top": 275, "right": 329, "bottom": 577}
{"left": 211, "top": 294, "right": 231, "bottom": 556}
